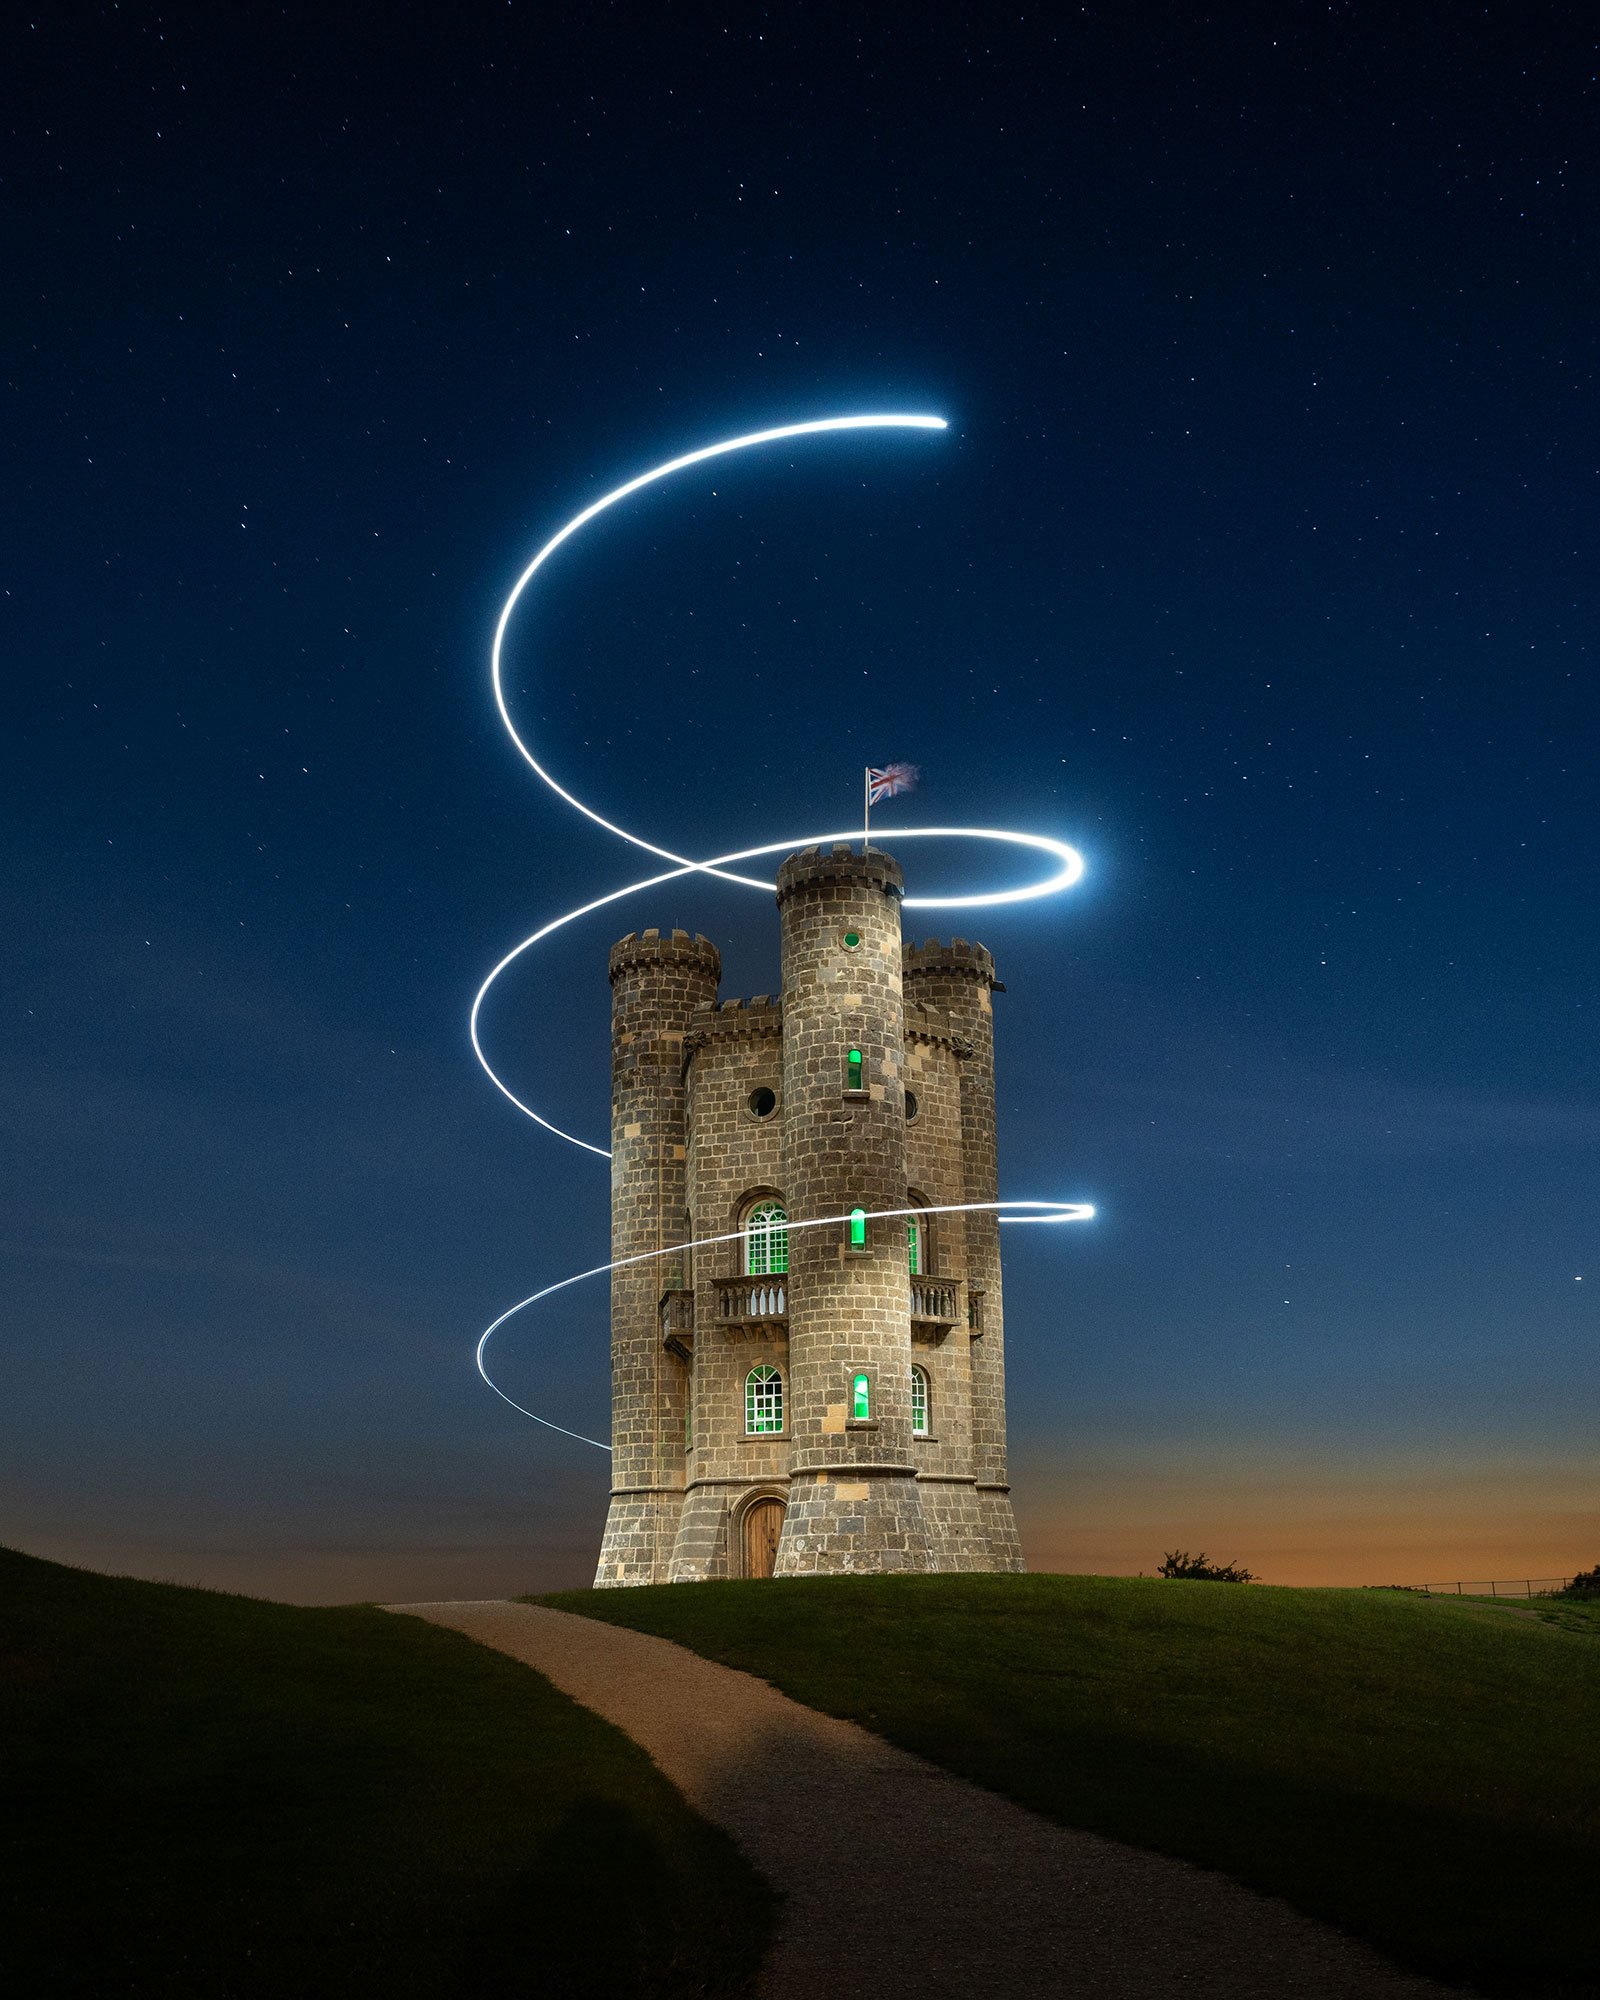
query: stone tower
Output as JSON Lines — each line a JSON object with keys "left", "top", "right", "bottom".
{"left": 593, "top": 926, "right": 720, "bottom": 1587}
{"left": 903, "top": 937, "right": 1025, "bottom": 1569}
{"left": 593, "top": 845, "right": 1023, "bottom": 1585}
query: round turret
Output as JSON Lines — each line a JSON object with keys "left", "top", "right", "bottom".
{"left": 595, "top": 926, "right": 721, "bottom": 1588}
{"left": 773, "top": 843, "right": 933, "bottom": 1576}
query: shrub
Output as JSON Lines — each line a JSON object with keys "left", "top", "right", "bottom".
{"left": 1554, "top": 1563, "right": 1600, "bottom": 1600}
{"left": 1157, "top": 1549, "right": 1256, "bottom": 1583}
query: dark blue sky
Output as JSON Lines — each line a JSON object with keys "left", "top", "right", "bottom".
{"left": 4, "top": 5, "right": 1595, "bottom": 1598}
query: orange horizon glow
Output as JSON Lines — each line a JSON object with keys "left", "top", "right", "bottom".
{"left": 1014, "top": 1445, "right": 1597, "bottom": 1588}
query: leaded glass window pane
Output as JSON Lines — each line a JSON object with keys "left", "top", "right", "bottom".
{"left": 746, "top": 1365, "right": 784, "bottom": 1434}
{"left": 745, "top": 1200, "right": 789, "bottom": 1276}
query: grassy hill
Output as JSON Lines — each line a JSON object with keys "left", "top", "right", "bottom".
{"left": 546, "top": 1571, "right": 1600, "bottom": 1999}
{"left": 0, "top": 1546, "right": 773, "bottom": 1999}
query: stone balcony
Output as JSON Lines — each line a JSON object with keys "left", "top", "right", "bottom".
{"left": 658, "top": 1271, "right": 965, "bottom": 1344}
{"left": 659, "top": 1287, "right": 694, "bottom": 1359}
{"left": 714, "top": 1273, "right": 789, "bottom": 1332}
{"left": 910, "top": 1275, "right": 963, "bottom": 1340}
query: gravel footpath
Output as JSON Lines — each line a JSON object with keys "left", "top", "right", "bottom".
{"left": 390, "top": 1600, "right": 1455, "bottom": 2000}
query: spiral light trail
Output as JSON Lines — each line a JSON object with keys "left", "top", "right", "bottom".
{"left": 473, "top": 413, "right": 1094, "bottom": 1451}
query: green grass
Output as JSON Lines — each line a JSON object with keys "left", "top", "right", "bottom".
{"left": 544, "top": 1572, "right": 1600, "bottom": 1999}
{"left": 1, "top": 1546, "right": 774, "bottom": 1999}
{"left": 1454, "top": 1590, "right": 1600, "bottom": 1642}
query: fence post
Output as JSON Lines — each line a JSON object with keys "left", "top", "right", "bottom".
{"left": 1490, "top": 1581, "right": 1497, "bottom": 1597}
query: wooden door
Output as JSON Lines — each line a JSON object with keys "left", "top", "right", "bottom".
{"left": 741, "top": 1497, "right": 785, "bottom": 1579}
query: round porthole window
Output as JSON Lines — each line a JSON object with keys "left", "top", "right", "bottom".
{"left": 748, "top": 1086, "right": 777, "bottom": 1118}
{"left": 904, "top": 1089, "right": 919, "bottom": 1122}
{"left": 841, "top": 929, "right": 862, "bottom": 951}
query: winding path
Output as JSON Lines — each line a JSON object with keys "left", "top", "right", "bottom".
{"left": 390, "top": 1601, "right": 1454, "bottom": 2000}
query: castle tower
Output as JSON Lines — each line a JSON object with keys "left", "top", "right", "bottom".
{"left": 594, "top": 927, "right": 720, "bottom": 1587}
{"left": 596, "top": 853, "right": 1027, "bottom": 1585}
{"left": 771, "top": 845, "right": 935, "bottom": 1575}
{"left": 903, "top": 939, "right": 1024, "bottom": 1569}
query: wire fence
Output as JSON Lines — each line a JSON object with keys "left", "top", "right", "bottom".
{"left": 1385, "top": 1577, "right": 1576, "bottom": 1598}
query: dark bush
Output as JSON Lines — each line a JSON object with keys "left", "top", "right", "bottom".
{"left": 1554, "top": 1563, "right": 1600, "bottom": 1600}
{"left": 1157, "top": 1549, "right": 1256, "bottom": 1583}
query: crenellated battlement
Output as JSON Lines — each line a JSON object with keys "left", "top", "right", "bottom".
{"left": 685, "top": 995, "right": 784, "bottom": 1050}
{"left": 904, "top": 937, "right": 1000, "bottom": 989}
{"left": 609, "top": 927, "right": 722, "bottom": 986}
{"left": 904, "top": 999, "right": 966, "bottom": 1052}
{"left": 775, "top": 842, "right": 904, "bottom": 906}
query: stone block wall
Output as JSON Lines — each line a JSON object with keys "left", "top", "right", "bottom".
{"left": 904, "top": 937, "right": 1024, "bottom": 1570}
{"left": 595, "top": 866, "right": 1028, "bottom": 1584}
{"left": 772, "top": 845, "right": 934, "bottom": 1575}
{"left": 672, "top": 997, "right": 788, "bottom": 1580}
{"left": 594, "top": 928, "right": 719, "bottom": 1587}
{"left": 904, "top": 1009, "right": 978, "bottom": 1504}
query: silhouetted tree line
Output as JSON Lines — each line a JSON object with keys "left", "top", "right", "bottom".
{"left": 1156, "top": 1549, "right": 1255, "bottom": 1583}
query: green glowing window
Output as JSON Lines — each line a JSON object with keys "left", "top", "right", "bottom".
{"left": 847, "top": 1047, "right": 864, "bottom": 1090}
{"left": 746, "top": 1365, "right": 784, "bottom": 1435}
{"left": 745, "top": 1199, "right": 789, "bottom": 1276}
{"left": 848, "top": 1206, "right": 867, "bottom": 1249}
{"left": 842, "top": 929, "right": 862, "bottom": 951}
{"left": 851, "top": 1371, "right": 872, "bottom": 1422}
{"left": 911, "top": 1365, "right": 930, "bottom": 1438}
{"left": 907, "top": 1217, "right": 921, "bottom": 1274}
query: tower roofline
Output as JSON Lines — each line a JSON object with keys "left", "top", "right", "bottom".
{"left": 608, "top": 927, "right": 722, "bottom": 984}
{"left": 775, "top": 843, "right": 903, "bottom": 905}
{"left": 904, "top": 937, "right": 1002, "bottom": 990}
{"left": 685, "top": 995, "right": 784, "bottom": 1052}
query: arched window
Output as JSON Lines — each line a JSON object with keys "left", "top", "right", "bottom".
{"left": 910, "top": 1365, "right": 930, "bottom": 1438}
{"left": 745, "top": 1199, "right": 789, "bottom": 1276}
{"left": 907, "top": 1197, "right": 932, "bottom": 1275}
{"left": 746, "top": 1365, "right": 784, "bottom": 1435}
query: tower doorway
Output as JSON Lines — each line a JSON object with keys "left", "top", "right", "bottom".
{"left": 741, "top": 1496, "right": 785, "bottom": 1579}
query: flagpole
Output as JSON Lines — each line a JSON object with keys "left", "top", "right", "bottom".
{"left": 863, "top": 766, "right": 871, "bottom": 854}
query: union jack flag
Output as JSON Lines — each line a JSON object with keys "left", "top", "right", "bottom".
{"left": 868, "top": 762, "right": 919, "bottom": 806}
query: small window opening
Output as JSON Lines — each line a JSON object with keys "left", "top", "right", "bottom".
{"left": 911, "top": 1366, "right": 930, "bottom": 1437}
{"left": 907, "top": 1217, "right": 921, "bottom": 1274}
{"left": 745, "top": 1200, "right": 789, "bottom": 1276}
{"left": 846, "top": 1047, "right": 864, "bottom": 1090}
{"left": 848, "top": 1206, "right": 867, "bottom": 1249}
{"left": 748, "top": 1085, "right": 777, "bottom": 1118}
{"left": 746, "top": 1365, "right": 784, "bottom": 1435}
{"left": 851, "top": 1371, "right": 873, "bottom": 1422}
{"left": 904, "top": 1088, "right": 919, "bottom": 1121}
{"left": 841, "top": 929, "right": 862, "bottom": 951}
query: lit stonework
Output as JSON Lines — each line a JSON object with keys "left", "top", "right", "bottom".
{"left": 593, "top": 844, "right": 1025, "bottom": 1585}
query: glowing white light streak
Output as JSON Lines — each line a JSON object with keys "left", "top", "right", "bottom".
{"left": 473, "top": 412, "right": 1094, "bottom": 1443}
{"left": 477, "top": 1200, "right": 1095, "bottom": 1452}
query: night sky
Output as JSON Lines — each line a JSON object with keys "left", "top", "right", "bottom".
{"left": 5, "top": 7, "right": 1595, "bottom": 1601}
